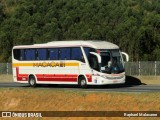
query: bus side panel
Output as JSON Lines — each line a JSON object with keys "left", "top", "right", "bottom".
{"left": 78, "top": 63, "right": 92, "bottom": 83}
{"left": 12, "top": 67, "right": 17, "bottom": 82}
{"left": 35, "top": 62, "right": 79, "bottom": 83}
{"left": 13, "top": 61, "right": 80, "bottom": 84}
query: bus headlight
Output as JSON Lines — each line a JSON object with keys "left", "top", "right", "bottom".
{"left": 100, "top": 75, "right": 113, "bottom": 79}
{"left": 100, "top": 75, "right": 109, "bottom": 79}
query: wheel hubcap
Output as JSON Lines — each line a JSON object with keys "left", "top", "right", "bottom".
{"left": 81, "top": 79, "right": 86, "bottom": 86}
{"left": 30, "top": 79, "right": 35, "bottom": 85}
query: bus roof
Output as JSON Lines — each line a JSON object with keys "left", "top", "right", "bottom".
{"left": 13, "top": 40, "right": 119, "bottom": 49}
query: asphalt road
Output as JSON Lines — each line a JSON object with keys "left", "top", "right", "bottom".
{"left": 0, "top": 82, "right": 160, "bottom": 92}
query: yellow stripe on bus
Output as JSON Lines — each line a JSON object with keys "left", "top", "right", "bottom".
{"left": 12, "top": 63, "right": 33, "bottom": 67}
{"left": 12, "top": 62, "right": 79, "bottom": 67}
{"left": 65, "top": 63, "right": 79, "bottom": 66}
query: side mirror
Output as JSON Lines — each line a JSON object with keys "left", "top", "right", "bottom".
{"left": 121, "top": 52, "right": 129, "bottom": 62}
{"left": 89, "top": 52, "right": 101, "bottom": 63}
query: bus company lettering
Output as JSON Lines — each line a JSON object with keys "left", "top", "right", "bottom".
{"left": 33, "top": 62, "right": 65, "bottom": 67}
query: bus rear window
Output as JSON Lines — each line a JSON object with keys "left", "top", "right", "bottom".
{"left": 13, "top": 49, "right": 21, "bottom": 60}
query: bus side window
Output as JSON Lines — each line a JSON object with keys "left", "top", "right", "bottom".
{"left": 37, "top": 49, "right": 47, "bottom": 60}
{"left": 84, "top": 47, "right": 90, "bottom": 58}
{"left": 84, "top": 47, "right": 96, "bottom": 58}
{"left": 25, "top": 49, "right": 36, "bottom": 60}
{"left": 88, "top": 54, "right": 99, "bottom": 71}
{"left": 21, "top": 49, "right": 25, "bottom": 60}
{"left": 48, "top": 48, "right": 58, "bottom": 60}
{"left": 71, "top": 47, "right": 84, "bottom": 62}
{"left": 59, "top": 48, "right": 70, "bottom": 60}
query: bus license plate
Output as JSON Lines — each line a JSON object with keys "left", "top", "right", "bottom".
{"left": 113, "top": 80, "right": 117, "bottom": 83}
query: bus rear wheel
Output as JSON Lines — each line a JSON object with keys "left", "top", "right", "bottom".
{"left": 29, "top": 76, "right": 37, "bottom": 87}
{"left": 79, "top": 76, "right": 87, "bottom": 88}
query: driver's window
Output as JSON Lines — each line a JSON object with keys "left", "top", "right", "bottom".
{"left": 100, "top": 52, "right": 111, "bottom": 67}
{"left": 88, "top": 54, "right": 99, "bottom": 71}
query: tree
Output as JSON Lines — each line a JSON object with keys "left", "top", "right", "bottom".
{"left": 0, "top": 0, "right": 160, "bottom": 62}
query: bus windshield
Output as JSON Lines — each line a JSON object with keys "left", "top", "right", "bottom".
{"left": 100, "top": 49, "right": 124, "bottom": 74}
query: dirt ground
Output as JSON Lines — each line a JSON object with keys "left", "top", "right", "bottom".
{"left": 0, "top": 88, "right": 160, "bottom": 120}
{"left": 1, "top": 88, "right": 160, "bottom": 111}
{"left": 136, "top": 76, "right": 160, "bottom": 85}
{"left": 0, "top": 74, "right": 13, "bottom": 82}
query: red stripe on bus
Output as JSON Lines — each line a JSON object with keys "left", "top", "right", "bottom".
{"left": 86, "top": 74, "right": 92, "bottom": 82}
{"left": 16, "top": 67, "right": 92, "bottom": 82}
{"left": 16, "top": 67, "right": 28, "bottom": 81}
{"left": 36, "top": 74, "right": 78, "bottom": 82}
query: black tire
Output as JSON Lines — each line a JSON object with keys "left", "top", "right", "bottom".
{"left": 78, "top": 76, "right": 87, "bottom": 88}
{"left": 29, "top": 76, "right": 37, "bottom": 87}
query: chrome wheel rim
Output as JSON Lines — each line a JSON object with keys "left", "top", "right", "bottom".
{"left": 81, "top": 79, "right": 86, "bottom": 86}
{"left": 30, "top": 79, "right": 35, "bottom": 85}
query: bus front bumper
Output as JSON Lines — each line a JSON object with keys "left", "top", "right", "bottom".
{"left": 88, "top": 75, "right": 126, "bottom": 85}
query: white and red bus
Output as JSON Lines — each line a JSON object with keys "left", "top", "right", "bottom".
{"left": 12, "top": 41, "right": 129, "bottom": 88}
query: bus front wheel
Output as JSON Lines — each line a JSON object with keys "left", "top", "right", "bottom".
{"left": 78, "top": 76, "right": 87, "bottom": 88}
{"left": 29, "top": 76, "right": 37, "bottom": 87}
